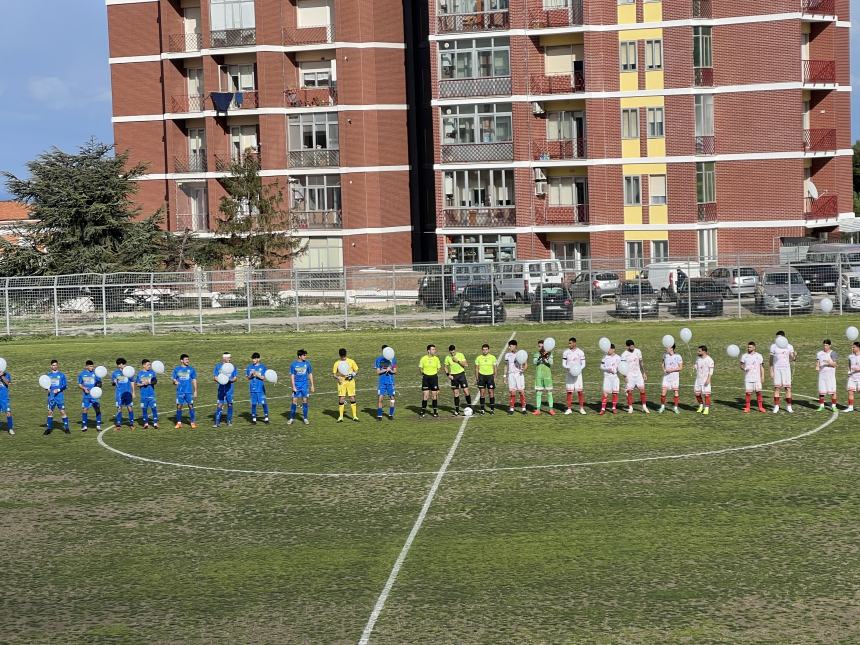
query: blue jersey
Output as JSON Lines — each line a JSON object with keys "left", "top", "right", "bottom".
{"left": 111, "top": 369, "right": 133, "bottom": 398}
{"left": 172, "top": 365, "right": 197, "bottom": 395}
{"left": 0, "top": 372, "right": 11, "bottom": 406}
{"left": 246, "top": 363, "right": 267, "bottom": 393}
{"left": 290, "top": 360, "right": 312, "bottom": 390}
{"left": 136, "top": 369, "right": 157, "bottom": 399}
{"left": 214, "top": 363, "right": 238, "bottom": 397}
{"left": 78, "top": 370, "right": 101, "bottom": 392}
{"left": 375, "top": 356, "right": 397, "bottom": 387}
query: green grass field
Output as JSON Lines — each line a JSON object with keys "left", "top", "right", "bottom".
{"left": 2, "top": 317, "right": 860, "bottom": 643}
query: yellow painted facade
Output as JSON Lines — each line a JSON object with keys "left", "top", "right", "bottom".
{"left": 649, "top": 204, "right": 668, "bottom": 225}
{"left": 622, "top": 139, "right": 640, "bottom": 158}
{"left": 624, "top": 230, "right": 669, "bottom": 242}
{"left": 617, "top": 3, "right": 636, "bottom": 24}
{"left": 646, "top": 138, "right": 665, "bottom": 157}
{"left": 642, "top": 1, "right": 663, "bottom": 23}
{"left": 619, "top": 71, "right": 638, "bottom": 92}
{"left": 624, "top": 206, "right": 643, "bottom": 226}
{"left": 645, "top": 70, "right": 664, "bottom": 90}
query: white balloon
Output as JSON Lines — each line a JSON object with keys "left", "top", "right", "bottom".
{"left": 95, "top": 365, "right": 108, "bottom": 379}
{"left": 515, "top": 349, "right": 529, "bottom": 365}
{"left": 0, "top": 358, "right": 7, "bottom": 373}
{"left": 382, "top": 347, "right": 395, "bottom": 361}
{"left": 122, "top": 365, "right": 135, "bottom": 378}
{"left": 598, "top": 337, "right": 611, "bottom": 353}
{"left": 820, "top": 297, "right": 834, "bottom": 314}
{"left": 847, "top": 326, "right": 860, "bottom": 342}
{"left": 775, "top": 335, "right": 789, "bottom": 349}
{"left": 152, "top": 360, "right": 165, "bottom": 374}
{"left": 39, "top": 375, "right": 52, "bottom": 390}
{"left": 618, "top": 359, "right": 630, "bottom": 376}
{"left": 216, "top": 373, "right": 230, "bottom": 385}
{"left": 568, "top": 364, "right": 582, "bottom": 378}
{"left": 662, "top": 334, "right": 675, "bottom": 349}
{"left": 727, "top": 344, "right": 740, "bottom": 358}
{"left": 543, "top": 337, "right": 556, "bottom": 352}
{"left": 264, "top": 369, "right": 278, "bottom": 383}
{"left": 463, "top": 407, "right": 473, "bottom": 417}
{"left": 680, "top": 327, "right": 693, "bottom": 343}
{"left": 89, "top": 386, "right": 103, "bottom": 399}
{"left": 338, "top": 361, "right": 352, "bottom": 376}
{"left": 220, "top": 362, "right": 235, "bottom": 375}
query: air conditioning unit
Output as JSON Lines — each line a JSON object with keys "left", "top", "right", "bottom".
{"left": 533, "top": 168, "right": 547, "bottom": 182}
{"left": 535, "top": 181, "right": 547, "bottom": 196}
{"left": 531, "top": 101, "right": 545, "bottom": 116}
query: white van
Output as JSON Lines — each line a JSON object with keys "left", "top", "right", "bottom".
{"left": 641, "top": 262, "right": 701, "bottom": 301}
{"left": 523, "top": 260, "right": 564, "bottom": 300}
{"left": 493, "top": 262, "right": 526, "bottom": 302}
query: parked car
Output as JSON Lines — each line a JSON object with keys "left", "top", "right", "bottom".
{"left": 675, "top": 278, "right": 725, "bottom": 317}
{"left": 640, "top": 262, "right": 700, "bottom": 302}
{"left": 707, "top": 266, "right": 759, "bottom": 296}
{"left": 451, "top": 263, "right": 493, "bottom": 300}
{"left": 493, "top": 262, "right": 525, "bottom": 302}
{"left": 791, "top": 262, "right": 840, "bottom": 293}
{"left": 569, "top": 271, "right": 620, "bottom": 301}
{"left": 529, "top": 285, "right": 574, "bottom": 320}
{"left": 454, "top": 284, "right": 506, "bottom": 324}
{"left": 614, "top": 281, "right": 659, "bottom": 318}
{"left": 839, "top": 271, "right": 860, "bottom": 311}
{"left": 417, "top": 273, "right": 456, "bottom": 308}
{"left": 754, "top": 267, "right": 813, "bottom": 314}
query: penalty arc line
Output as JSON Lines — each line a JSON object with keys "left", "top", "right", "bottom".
{"left": 357, "top": 330, "right": 517, "bottom": 645}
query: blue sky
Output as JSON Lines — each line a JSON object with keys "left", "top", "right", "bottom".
{"left": 0, "top": 1, "right": 857, "bottom": 200}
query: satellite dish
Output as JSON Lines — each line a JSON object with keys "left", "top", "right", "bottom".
{"left": 806, "top": 180, "right": 819, "bottom": 200}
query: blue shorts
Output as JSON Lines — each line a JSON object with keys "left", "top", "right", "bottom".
{"left": 377, "top": 383, "right": 396, "bottom": 397}
{"left": 81, "top": 395, "right": 100, "bottom": 410}
{"left": 0, "top": 394, "right": 9, "bottom": 413}
{"left": 140, "top": 397, "right": 157, "bottom": 409}
{"left": 292, "top": 387, "right": 309, "bottom": 399}
{"left": 116, "top": 391, "right": 133, "bottom": 407}
{"left": 250, "top": 392, "right": 267, "bottom": 405}
{"left": 176, "top": 392, "right": 194, "bottom": 406}
{"left": 48, "top": 395, "right": 65, "bottom": 411}
{"left": 217, "top": 393, "right": 234, "bottom": 405}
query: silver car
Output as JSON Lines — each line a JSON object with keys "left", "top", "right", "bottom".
{"left": 754, "top": 267, "right": 813, "bottom": 314}
{"left": 839, "top": 272, "right": 860, "bottom": 311}
{"left": 570, "top": 271, "right": 620, "bottom": 301}
{"left": 708, "top": 266, "right": 759, "bottom": 296}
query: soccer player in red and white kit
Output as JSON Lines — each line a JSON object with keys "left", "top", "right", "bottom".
{"left": 599, "top": 344, "right": 621, "bottom": 415}
{"left": 815, "top": 339, "right": 838, "bottom": 412}
{"left": 694, "top": 345, "right": 715, "bottom": 415}
{"left": 770, "top": 331, "right": 796, "bottom": 414}
{"left": 845, "top": 341, "right": 860, "bottom": 413}
{"left": 622, "top": 339, "right": 649, "bottom": 414}
{"left": 740, "top": 341, "right": 766, "bottom": 413}
{"left": 658, "top": 344, "right": 683, "bottom": 414}
{"left": 562, "top": 337, "right": 587, "bottom": 415}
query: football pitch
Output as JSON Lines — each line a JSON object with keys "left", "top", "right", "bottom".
{"left": 2, "top": 317, "right": 860, "bottom": 643}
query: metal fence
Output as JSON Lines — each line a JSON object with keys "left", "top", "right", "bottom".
{"left": 2, "top": 253, "right": 858, "bottom": 337}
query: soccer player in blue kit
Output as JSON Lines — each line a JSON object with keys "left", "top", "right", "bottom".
{"left": 289, "top": 349, "right": 314, "bottom": 425}
{"left": 44, "top": 359, "right": 70, "bottom": 435}
{"left": 172, "top": 354, "right": 198, "bottom": 429}
{"left": 77, "top": 360, "right": 103, "bottom": 432}
{"left": 112, "top": 358, "right": 135, "bottom": 429}
{"left": 0, "top": 367, "right": 13, "bottom": 435}
{"left": 245, "top": 352, "right": 269, "bottom": 424}
{"left": 213, "top": 352, "right": 238, "bottom": 427}
{"left": 375, "top": 345, "right": 397, "bottom": 421}
{"left": 136, "top": 359, "right": 159, "bottom": 429}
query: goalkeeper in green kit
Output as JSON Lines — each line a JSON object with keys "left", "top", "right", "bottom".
{"left": 532, "top": 339, "right": 556, "bottom": 416}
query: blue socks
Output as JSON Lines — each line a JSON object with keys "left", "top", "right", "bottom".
{"left": 290, "top": 403, "right": 297, "bottom": 419}
{"left": 302, "top": 403, "right": 308, "bottom": 419}
{"left": 262, "top": 403, "right": 269, "bottom": 417}
{"left": 226, "top": 404, "right": 233, "bottom": 423}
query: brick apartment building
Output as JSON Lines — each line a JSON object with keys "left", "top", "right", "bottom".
{"left": 107, "top": 0, "right": 853, "bottom": 269}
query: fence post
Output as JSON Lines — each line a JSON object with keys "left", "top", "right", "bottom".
{"left": 687, "top": 259, "right": 692, "bottom": 321}
{"left": 788, "top": 258, "right": 793, "bottom": 318}
{"left": 587, "top": 260, "right": 593, "bottom": 324}
{"left": 101, "top": 274, "right": 108, "bottom": 337}
{"left": 343, "top": 266, "right": 349, "bottom": 330}
{"left": 197, "top": 271, "right": 204, "bottom": 334}
{"left": 539, "top": 263, "right": 545, "bottom": 324}
{"left": 245, "top": 270, "right": 252, "bottom": 334}
{"left": 837, "top": 255, "right": 843, "bottom": 316}
{"left": 294, "top": 268, "right": 301, "bottom": 332}
{"left": 491, "top": 273, "right": 496, "bottom": 327}
{"left": 53, "top": 276, "right": 59, "bottom": 337}
{"left": 392, "top": 267, "right": 398, "bottom": 329}
{"left": 150, "top": 273, "right": 156, "bottom": 335}
{"left": 441, "top": 265, "right": 447, "bottom": 329}
{"left": 637, "top": 264, "right": 643, "bottom": 323}
{"left": 737, "top": 252, "right": 742, "bottom": 320}
{"left": 4, "top": 278, "right": 9, "bottom": 337}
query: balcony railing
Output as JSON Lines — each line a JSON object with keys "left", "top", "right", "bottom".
{"left": 285, "top": 85, "right": 338, "bottom": 107}
{"left": 803, "top": 128, "right": 837, "bottom": 152}
{"left": 442, "top": 207, "right": 516, "bottom": 227}
{"left": 697, "top": 202, "right": 717, "bottom": 223}
{"left": 802, "top": 59, "right": 836, "bottom": 84}
{"left": 438, "top": 76, "right": 512, "bottom": 99}
{"left": 283, "top": 24, "right": 335, "bottom": 45}
{"left": 804, "top": 194, "right": 839, "bottom": 219}
{"left": 692, "top": 0, "right": 712, "bottom": 18}
{"left": 167, "top": 32, "right": 203, "bottom": 53}
{"left": 288, "top": 149, "right": 340, "bottom": 167}
{"left": 174, "top": 153, "right": 208, "bottom": 174}
{"left": 528, "top": 72, "right": 585, "bottom": 94}
{"left": 534, "top": 138, "right": 586, "bottom": 160}
{"left": 436, "top": 10, "right": 510, "bottom": 34}
{"left": 209, "top": 28, "right": 256, "bottom": 48}
{"left": 169, "top": 94, "right": 206, "bottom": 113}
{"left": 538, "top": 204, "right": 589, "bottom": 225}
{"left": 694, "top": 67, "right": 714, "bottom": 87}
{"left": 441, "top": 141, "right": 514, "bottom": 163}
{"left": 292, "top": 209, "right": 343, "bottom": 230}
{"left": 176, "top": 211, "right": 209, "bottom": 232}
{"left": 215, "top": 151, "right": 260, "bottom": 172}
{"left": 694, "top": 135, "right": 715, "bottom": 155}
{"left": 801, "top": 0, "right": 835, "bottom": 15}
{"left": 528, "top": 0, "right": 584, "bottom": 28}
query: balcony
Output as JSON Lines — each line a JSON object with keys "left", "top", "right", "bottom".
{"left": 209, "top": 28, "right": 256, "bottom": 48}
{"left": 292, "top": 209, "right": 343, "bottom": 230}
{"left": 534, "top": 138, "right": 586, "bottom": 160}
{"left": 804, "top": 195, "right": 839, "bottom": 220}
{"left": 694, "top": 67, "right": 714, "bottom": 87}
{"left": 174, "top": 152, "right": 208, "bottom": 174}
{"left": 438, "top": 76, "right": 512, "bottom": 99}
{"left": 801, "top": 0, "right": 835, "bottom": 15}
{"left": 528, "top": 72, "right": 585, "bottom": 95}
{"left": 528, "top": 0, "right": 584, "bottom": 28}
{"left": 215, "top": 151, "right": 260, "bottom": 172}
{"left": 441, "top": 142, "right": 514, "bottom": 163}
{"left": 288, "top": 149, "right": 340, "bottom": 167}
{"left": 285, "top": 85, "right": 338, "bottom": 107}
{"left": 692, "top": 0, "right": 712, "bottom": 18}
{"left": 442, "top": 207, "right": 516, "bottom": 227}
{"left": 169, "top": 94, "right": 206, "bottom": 113}
{"left": 283, "top": 24, "right": 335, "bottom": 45}
{"left": 538, "top": 204, "right": 589, "bottom": 225}
{"left": 697, "top": 202, "right": 717, "bottom": 223}
{"left": 803, "top": 128, "right": 837, "bottom": 152}
{"left": 694, "top": 135, "right": 715, "bottom": 155}
{"left": 436, "top": 10, "right": 510, "bottom": 34}
{"left": 802, "top": 59, "right": 836, "bottom": 84}
{"left": 167, "top": 32, "right": 203, "bottom": 53}
{"left": 176, "top": 211, "right": 209, "bottom": 232}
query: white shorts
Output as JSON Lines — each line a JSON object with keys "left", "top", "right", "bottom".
{"left": 773, "top": 367, "right": 792, "bottom": 387}
{"left": 565, "top": 374, "right": 584, "bottom": 392}
{"left": 694, "top": 380, "right": 712, "bottom": 395}
{"left": 662, "top": 373, "right": 679, "bottom": 391}
{"left": 507, "top": 373, "right": 525, "bottom": 392}
{"left": 818, "top": 373, "right": 837, "bottom": 394}
{"left": 626, "top": 375, "right": 645, "bottom": 391}
{"left": 848, "top": 376, "right": 860, "bottom": 392}
{"left": 603, "top": 373, "right": 620, "bottom": 393}
{"left": 745, "top": 379, "right": 762, "bottom": 393}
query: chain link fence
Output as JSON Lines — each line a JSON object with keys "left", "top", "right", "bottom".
{"left": 2, "top": 253, "right": 858, "bottom": 337}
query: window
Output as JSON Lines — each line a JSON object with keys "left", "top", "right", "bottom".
{"left": 440, "top": 0, "right": 509, "bottom": 14}
{"left": 223, "top": 64, "right": 255, "bottom": 91}
{"left": 440, "top": 38, "right": 510, "bottom": 80}
{"left": 230, "top": 125, "right": 258, "bottom": 160}
{"left": 548, "top": 176, "right": 588, "bottom": 206}
{"left": 698, "top": 229, "right": 717, "bottom": 264}
{"left": 288, "top": 112, "right": 339, "bottom": 150}
{"left": 550, "top": 241, "right": 590, "bottom": 271}
{"left": 299, "top": 60, "right": 332, "bottom": 87}
{"left": 442, "top": 103, "right": 512, "bottom": 145}
{"left": 647, "top": 107, "right": 664, "bottom": 138}
{"left": 547, "top": 110, "right": 585, "bottom": 141}
{"left": 694, "top": 95, "right": 714, "bottom": 136}
{"left": 291, "top": 175, "right": 340, "bottom": 211}
{"left": 624, "top": 176, "right": 641, "bottom": 206}
{"left": 626, "top": 241, "right": 644, "bottom": 270}
{"left": 693, "top": 26, "right": 712, "bottom": 68}
{"left": 651, "top": 240, "right": 669, "bottom": 262}
{"left": 620, "top": 41, "right": 637, "bottom": 72}
{"left": 294, "top": 237, "right": 343, "bottom": 269}
{"left": 447, "top": 234, "right": 516, "bottom": 264}
{"left": 443, "top": 169, "right": 514, "bottom": 208}
{"left": 696, "top": 162, "right": 716, "bottom": 203}
{"left": 210, "top": 0, "right": 255, "bottom": 30}
{"left": 187, "top": 68, "right": 203, "bottom": 96}
{"left": 649, "top": 175, "right": 667, "bottom": 204}
{"left": 618, "top": 0, "right": 635, "bottom": 4}
{"left": 645, "top": 39, "right": 663, "bottom": 70}
{"left": 545, "top": 44, "right": 583, "bottom": 75}
{"left": 621, "top": 108, "right": 639, "bottom": 139}
{"left": 296, "top": 0, "right": 333, "bottom": 28}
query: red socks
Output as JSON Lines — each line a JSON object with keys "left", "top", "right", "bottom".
{"left": 566, "top": 392, "right": 573, "bottom": 407}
